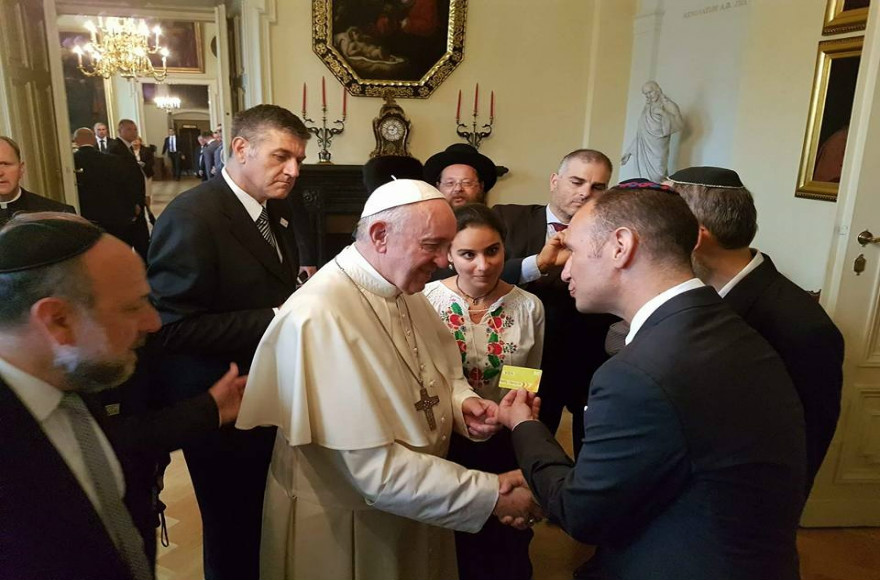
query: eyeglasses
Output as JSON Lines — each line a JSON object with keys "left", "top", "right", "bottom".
{"left": 438, "top": 179, "right": 480, "bottom": 190}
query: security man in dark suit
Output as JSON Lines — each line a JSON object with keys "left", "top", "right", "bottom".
{"left": 74, "top": 128, "right": 143, "bottom": 242}
{"left": 669, "top": 166, "right": 844, "bottom": 493}
{"left": 105, "top": 119, "right": 150, "bottom": 262}
{"left": 0, "top": 135, "right": 75, "bottom": 227}
{"left": 493, "top": 149, "right": 617, "bottom": 457}
{"left": 162, "top": 128, "right": 182, "bottom": 180}
{"left": 498, "top": 180, "right": 806, "bottom": 580}
{"left": 148, "top": 104, "right": 308, "bottom": 580}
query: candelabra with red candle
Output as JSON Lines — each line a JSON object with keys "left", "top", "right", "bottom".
{"left": 302, "top": 77, "right": 347, "bottom": 164}
{"left": 456, "top": 83, "right": 494, "bottom": 149}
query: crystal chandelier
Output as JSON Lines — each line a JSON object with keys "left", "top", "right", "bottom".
{"left": 72, "top": 17, "right": 170, "bottom": 82}
{"left": 155, "top": 96, "right": 181, "bottom": 112}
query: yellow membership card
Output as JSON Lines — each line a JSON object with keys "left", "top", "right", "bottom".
{"left": 498, "top": 365, "right": 542, "bottom": 393}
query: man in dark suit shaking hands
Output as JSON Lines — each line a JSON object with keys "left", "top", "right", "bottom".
{"left": 498, "top": 181, "right": 806, "bottom": 580}
{"left": 148, "top": 105, "right": 308, "bottom": 580}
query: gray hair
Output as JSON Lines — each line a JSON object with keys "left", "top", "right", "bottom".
{"left": 557, "top": 149, "right": 613, "bottom": 175}
{"left": 675, "top": 183, "right": 758, "bottom": 249}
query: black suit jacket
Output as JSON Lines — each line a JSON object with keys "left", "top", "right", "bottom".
{"left": 0, "top": 378, "right": 134, "bottom": 580}
{"left": 203, "top": 140, "right": 221, "bottom": 178}
{"left": 493, "top": 203, "right": 616, "bottom": 400}
{"left": 725, "top": 252, "right": 844, "bottom": 491}
{"left": 0, "top": 188, "right": 75, "bottom": 227}
{"left": 106, "top": 139, "right": 147, "bottom": 208}
{"left": 75, "top": 146, "right": 140, "bottom": 227}
{"left": 513, "top": 287, "right": 805, "bottom": 580}
{"left": 136, "top": 146, "right": 155, "bottom": 179}
{"left": 147, "top": 176, "right": 299, "bottom": 401}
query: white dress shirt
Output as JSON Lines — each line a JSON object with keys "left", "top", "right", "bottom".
{"left": 718, "top": 250, "right": 764, "bottom": 297}
{"left": 625, "top": 278, "right": 705, "bottom": 344}
{"left": 0, "top": 356, "right": 125, "bottom": 515}
{"left": 221, "top": 167, "right": 282, "bottom": 262}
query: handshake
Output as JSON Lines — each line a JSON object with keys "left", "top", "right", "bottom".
{"left": 492, "top": 388, "right": 544, "bottom": 530}
{"left": 493, "top": 469, "right": 544, "bottom": 530}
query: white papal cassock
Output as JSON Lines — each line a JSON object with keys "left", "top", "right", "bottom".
{"left": 236, "top": 245, "right": 500, "bottom": 580}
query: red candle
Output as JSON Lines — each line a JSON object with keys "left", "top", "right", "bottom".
{"left": 456, "top": 90, "right": 461, "bottom": 122}
{"left": 322, "top": 77, "right": 327, "bottom": 109}
{"left": 302, "top": 82, "right": 307, "bottom": 116}
{"left": 490, "top": 90, "right": 495, "bottom": 119}
{"left": 342, "top": 88, "right": 347, "bottom": 117}
{"left": 473, "top": 83, "right": 479, "bottom": 114}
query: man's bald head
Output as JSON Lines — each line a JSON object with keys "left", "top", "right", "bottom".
{"left": 73, "top": 128, "right": 96, "bottom": 147}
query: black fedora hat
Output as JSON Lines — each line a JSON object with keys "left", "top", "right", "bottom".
{"left": 362, "top": 155, "right": 425, "bottom": 194}
{"left": 424, "top": 144, "right": 497, "bottom": 192}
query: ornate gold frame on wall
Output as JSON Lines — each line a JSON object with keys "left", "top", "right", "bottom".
{"left": 312, "top": 0, "right": 467, "bottom": 99}
{"left": 796, "top": 36, "right": 863, "bottom": 202}
{"left": 823, "top": 0, "right": 869, "bottom": 35}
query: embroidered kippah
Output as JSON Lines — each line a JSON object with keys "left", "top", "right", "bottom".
{"left": 666, "top": 166, "right": 744, "bottom": 188}
{"left": 616, "top": 178, "right": 678, "bottom": 193}
{"left": 0, "top": 218, "right": 103, "bottom": 273}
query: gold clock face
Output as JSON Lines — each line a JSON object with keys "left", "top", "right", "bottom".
{"left": 380, "top": 118, "right": 405, "bottom": 142}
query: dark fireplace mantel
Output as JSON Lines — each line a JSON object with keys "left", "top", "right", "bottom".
{"left": 292, "top": 164, "right": 368, "bottom": 266}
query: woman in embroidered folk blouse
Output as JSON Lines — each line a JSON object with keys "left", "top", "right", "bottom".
{"left": 424, "top": 203, "right": 544, "bottom": 580}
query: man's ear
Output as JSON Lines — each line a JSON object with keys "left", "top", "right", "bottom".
{"left": 369, "top": 220, "right": 390, "bottom": 254}
{"left": 611, "top": 227, "right": 637, "bottom": 270}
{"left": 229, "top": 136, "right": 249, "bottom": 164}
{"left": 693, "top": 225, "right": 712, "bottom": 253}
{"left": 30, "top": 297, "right": 77, "bottom": 346}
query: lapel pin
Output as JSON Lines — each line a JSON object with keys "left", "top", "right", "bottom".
{"left": 279, "top": 217, "right": 289, "bottom": 228}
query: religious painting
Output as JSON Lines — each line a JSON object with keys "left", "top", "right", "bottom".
{"left": 823, "top": 0, "right": 869, "bottom": 35}
{"left": 796, "top": 36, "right": 863, "bottom": 202}
{"left": 58, "top": 30, "right": 108, "bottom": 132}
{"left": 148, "top": 21, "right": 204, "bottom": 73}
{"left": 312, "top": 0, "right": 467, "bottom": 99}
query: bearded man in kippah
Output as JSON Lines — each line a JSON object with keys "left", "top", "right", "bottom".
{"left": 236, "top": 179, "right": 543, "bottom": 580}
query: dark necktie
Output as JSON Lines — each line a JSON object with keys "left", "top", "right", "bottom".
{"left": 99, "top": 139, "right": 106, "bottom": 152}
{"left": 60, "top": 393, "right": 153, "bottom": 580}
{"left": 256, "top": 207, "right": 279, "bottom": 255}
{"left": 551, "top": 222, "right": 568, "bottom": 232}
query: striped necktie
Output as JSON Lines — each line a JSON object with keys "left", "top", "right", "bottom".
{"left": 256, "top": 207, "right": 279, "bottom": 255}
{"left": 60, "top": 393, "right": 153, "bottom": 580}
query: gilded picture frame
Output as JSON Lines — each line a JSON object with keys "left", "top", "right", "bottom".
{"left": 149, "top": 21, "right": 204, "bottom": 74}
{"left": 796, "top": 36, "right": 863, "bottom": 202}
{"left": 823, "top": 0, "right": 869, "bottom": 35}
{"left": 312, "top": 0, "right": 467, "bottom": 99}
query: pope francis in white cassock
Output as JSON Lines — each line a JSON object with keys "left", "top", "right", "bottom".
{"left": 236, "top": 180, "right": 535, "bottom": 580}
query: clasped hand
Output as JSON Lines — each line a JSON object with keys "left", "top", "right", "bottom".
{"left": 493, "top": 469, "right": 544, "bottom": 530}
{"left": 461, "top": 397, "right": 502, "bottom": 438}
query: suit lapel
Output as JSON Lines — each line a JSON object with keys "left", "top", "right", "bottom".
{"left": 527, "top": 206, "right": 548, "bottom": 255}
{"left": 267, "top": 201, "right": 298, "bottom": 277}
{"left": 217, "top": 182, "right": 295, "bottom": 287}
{"left": 0, "top": 378, "right": 121, "bottom": 555}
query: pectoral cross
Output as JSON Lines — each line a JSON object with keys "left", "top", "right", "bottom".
{"left": 414, "top": 387, "right": 440, "bottom": 430}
